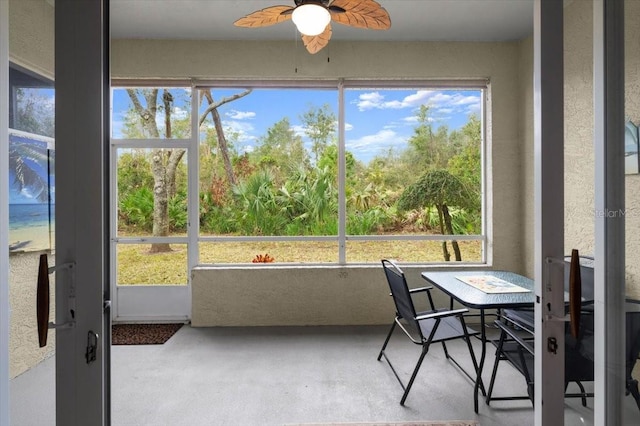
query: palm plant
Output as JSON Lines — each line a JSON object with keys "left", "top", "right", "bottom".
{"left": 398, "top": 169, "right": 477, "bottom": 262}
{"left": 233, "top": 169, "right": 286, "bottom": 234}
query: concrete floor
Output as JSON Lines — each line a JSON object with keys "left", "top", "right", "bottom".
{"left": 9, "top": 325, "right": 640, "bottom": 426}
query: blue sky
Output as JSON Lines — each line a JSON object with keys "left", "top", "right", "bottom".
{"left": 112, "top": 87, "right": 482, "bottom": 164}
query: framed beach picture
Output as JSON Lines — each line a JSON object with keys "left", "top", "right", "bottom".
{"left": 625, "top": 119, "right": 639, "bottom": 174}
{"left": 8, "top": 129, "right": 55, "bottom": 253}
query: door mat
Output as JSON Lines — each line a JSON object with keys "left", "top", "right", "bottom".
{"left": 111, "top": 323, "right": 183, "bottom": 345}
{"left": 287, "top": 422, "right": 479, "bottom": 426}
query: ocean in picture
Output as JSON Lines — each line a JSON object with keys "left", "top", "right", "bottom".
{"left": 9, "top": 203, "right": 55, "bottom": 252}
{"left": 8, "top": 129, "right": 56, "bottom": 253}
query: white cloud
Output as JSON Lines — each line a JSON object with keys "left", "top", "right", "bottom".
{"left": 221, "top": 120, "right": 257, "bottom": 143}
{"left": 345, "top": 122, "right": 354, "bottom": 131}
{"left": 291, "top": 124, "right": 307, "bottom": 138}
{"left": 226, "top": 109, "right": 256, "bottom": 120}
{"left": 239, "top": 145, "right": 255, "bottom": 154}
{"left": 354, "top": 90, "right": 482, "bottom": 122}
{"left": 346, "top": 129, "right": 408, "bottom": 161}
{"left": 402, "top": 115, "right": 434, "bottom": 124}
{"left": 355, "top": 90, "right": 435, "bottom": 111}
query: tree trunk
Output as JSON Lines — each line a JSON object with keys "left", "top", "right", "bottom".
{"left": 442, "top": 204, "right": 462, "bottom": 261}
{"left": 162, "top": 89, "right": 185, "bottom": 201}
{"left": 166, "top": 150, "right": 185, "bottom": 200}
{"left": 126, "top": 89, "right": 175, "bottom": 253}
{"left": 149, "top": 148, "right": 172, "bottom": 253}
{"left": 199, "top": 89, "right": 252, "bottom": 187}
{"left": 203, "top": 90, "right": 236, "bottom": 187}
{"left": 436, "top": 205, "right": 451, "bottom": 261}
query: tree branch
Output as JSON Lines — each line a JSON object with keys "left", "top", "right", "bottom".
{"left": 198, "top": 89, "right": 253, "bottom": 126}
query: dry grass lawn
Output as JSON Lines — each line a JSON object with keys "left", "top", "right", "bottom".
{"left": 117, "top": 239, "right": 482, "bottom": 285}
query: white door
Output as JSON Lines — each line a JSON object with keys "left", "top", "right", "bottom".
{"left": 110, "top": 86, "right": 193, "bottom": 323}
{"left": 3, "top": 1, "right": 110, "bottom": 425}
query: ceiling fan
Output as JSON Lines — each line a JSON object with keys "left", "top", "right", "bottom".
{"left": 234, "top": 0, "right": 391, "bottom": 54}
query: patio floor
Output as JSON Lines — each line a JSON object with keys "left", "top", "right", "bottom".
{"left": 9, "top": 325, "right": 640, "bottom": 425}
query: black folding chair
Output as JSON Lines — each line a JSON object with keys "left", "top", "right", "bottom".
{"left": 377, "top": 259, "right": 481, "bottom": 405}
{"left": 485, "top": 307, "right": 594, "bottom": 406}
{"left": 486, "top": 251, "right": 594, "bottom": 406}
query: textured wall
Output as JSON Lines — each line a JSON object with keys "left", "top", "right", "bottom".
{"left": 192, "top": 265, "right": 472, "bottom": 327}
{"left": 564, "top": 1, "right": 595, "bottom": 262}
{"left": 624, "top": 1, "right": 640, "bottom": 299}
{"left": 8, "top": 0, "right": 54, "bottom": 79}
{"left": 112, "top": 39, "right": 525, "bottom": 273}
{"left": 561, "top": 1, "right": 640, "bottom": 299}
{"left": 519, "top": 37, "right": 534, "bottom": 279}
{"left": 9, "top": 252, "right": 55, "bottom": 378}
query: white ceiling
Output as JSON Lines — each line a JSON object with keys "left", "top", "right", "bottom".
{"left": 110, "top": 0, "right": 534, "bottom": 42}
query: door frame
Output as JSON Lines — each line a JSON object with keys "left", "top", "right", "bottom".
{"left": 593, "top": 0, "right": 627, "bottom": 423}
{"left": 1, "top": 0, "right": 10, "bottom": 424}
{"left": 109, "top": 136, "right": 192, "bottom": 323}
{"left": 54, "top": 0, "right": 110, "bottom": 424}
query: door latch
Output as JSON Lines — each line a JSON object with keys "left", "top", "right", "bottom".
{"left": 547, "top": 337, "right": 558, "bottom": 354}
{"left": 85, "top": 331, "right": 99, "bottom": 364}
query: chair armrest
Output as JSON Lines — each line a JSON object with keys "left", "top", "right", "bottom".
{"left": 409, "top": 286, "right": 433, "bottom": 293}
{"left": 416, "top": 308, "right": 468, "bottom": 321}
{"left": 495, "top": 319, "right": 535, "bottom": 356}
{"left": 388, "top": 285, "right": 434, "bottom": 297}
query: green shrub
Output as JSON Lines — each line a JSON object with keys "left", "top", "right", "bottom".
{"left": 169, "top": 191, "right": 188, "bottom": 232}
{"left": 119, "top": 187, "right": 154, "bottom": 232}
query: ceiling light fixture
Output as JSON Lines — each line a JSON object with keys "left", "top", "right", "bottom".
{"left": 235, "top": 0, "right": 391, "bottom": 54}
{"left": 291, "top": 3, "right": 331, "bottom": 36}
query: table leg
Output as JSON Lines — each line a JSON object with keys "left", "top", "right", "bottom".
{"left": 474, "top": 309, "right": 487, "bottom": 413}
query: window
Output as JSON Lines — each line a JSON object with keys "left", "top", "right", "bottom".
{"left": 112, "top": 81, "right": 487, "bottom": 266}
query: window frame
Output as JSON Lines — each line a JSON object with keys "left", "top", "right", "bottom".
{"left": 190, "top": 79, "right": 491, "bottom": 267}
{"left": 112, "top": 79, "right": 490, "bottom": 267}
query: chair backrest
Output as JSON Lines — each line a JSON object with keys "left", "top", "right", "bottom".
{"left": 381, "top": 259, "right": 421, "bottom": 335}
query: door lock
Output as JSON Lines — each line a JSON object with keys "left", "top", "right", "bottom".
{"left": 85, "top": 331, "right": 99, "bottom": 364}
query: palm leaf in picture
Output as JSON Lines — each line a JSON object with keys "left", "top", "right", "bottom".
{"left": 9, "top": 140, "right": 51, "bottom": 203}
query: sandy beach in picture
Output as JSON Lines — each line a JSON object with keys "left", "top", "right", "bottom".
{"left": 9, "top": 224, "right": 54, "bottom": 253}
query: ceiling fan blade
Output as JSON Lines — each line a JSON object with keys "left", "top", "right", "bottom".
{"left": 234, "top": 5, "right": 294, "bottom": 28}
{"left": 329, "top": 0, "right": 391, "bottom": 30}
{"left": 301, "top": 24, "right": 333, "bottom": 54}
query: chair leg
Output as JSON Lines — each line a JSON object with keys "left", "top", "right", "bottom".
{"left": 486, "top": 329, "right": 508, "bottom": 404}
{"left": 378, "top": 321, "right": 397, "bottom": 361}
{"left": 575, "top": 381, "right": 588, "bottom": 407}
{"left": 400, "top": 344, "right": 429, "bottom": 405}
{"left": 441, "top": 341, "right": 450, "bottom": 359}
{"left": 518, "top": 347, "right": 534, "bottom": 404}
{"left": 628, "top": 378, "right": 640, "bottom": 410}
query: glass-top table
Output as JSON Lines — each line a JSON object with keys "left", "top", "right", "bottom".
{"left": 421, "top": 270, "right": 535, "bottom": 413}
